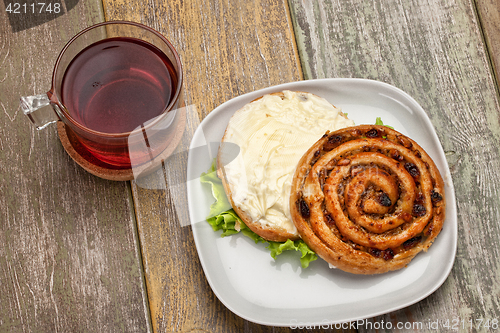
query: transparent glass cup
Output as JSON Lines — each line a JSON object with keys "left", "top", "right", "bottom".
{"left": 21, "top": 21, "right": 183, "bottom": 175}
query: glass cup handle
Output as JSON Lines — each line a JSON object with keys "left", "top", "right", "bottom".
{"left": 20, "top": 94, "right": 60, "bottom": 130}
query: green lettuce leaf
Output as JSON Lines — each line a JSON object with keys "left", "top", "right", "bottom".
{"left": 202, "top": 159, "right": 318, "bottom": 268}
{"left": 266, "top": 239, "right": 318, "bottom": 269}
{"left": 375, "top": 117, "right": 394, "bottom": 129}
{"left": 200, "top": 161, "right": 232, "bottom": 217}
{"left": 206, "top": 210, "right": 242, "bottom": 237}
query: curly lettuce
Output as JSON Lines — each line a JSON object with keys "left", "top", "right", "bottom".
{"left": 200, "top": 160, "right": 318, "bottom": 268}
{"left": 375, "top": 117, "right": 394, "bottom": 129}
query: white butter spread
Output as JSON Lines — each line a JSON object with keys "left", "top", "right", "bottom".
{"left": 220, "top": 90, "right": 355, "bottom": 235}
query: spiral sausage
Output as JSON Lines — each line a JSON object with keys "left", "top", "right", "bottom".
{"left": 290, "top": 125, "right": 446, "bottom": 274}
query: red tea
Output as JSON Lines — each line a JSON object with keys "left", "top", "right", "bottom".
{"left": 62, "top": 37, "right": 177, "bottom": 133}
{"left": 60, "top": 37, "right": 180, "bottom": 168}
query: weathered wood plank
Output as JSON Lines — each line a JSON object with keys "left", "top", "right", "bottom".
{"left": 289, "top": 0, "right": 500, "bottom": 330}
{"left": 0, "top": 2, "right": 151, "bottom": 332}
{"left": 476, "top": 0, "right": 500, "bottom": 86}
{"left": 102, "top": 0, "right": 353, "bottom": 332}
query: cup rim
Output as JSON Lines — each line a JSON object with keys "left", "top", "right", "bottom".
{"left": 51, "top": 20, "right": 183, "bottom": 138}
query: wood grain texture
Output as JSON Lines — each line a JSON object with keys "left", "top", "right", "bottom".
{"left": 476, "top": 0, "right": 500, "bottom": 85}
{"left": 0, "top": 2, "right": 151, "bottom": 332}
{"left": 102, "top": 0, "right": 352, "bottom": 332}
{"left": 289, "top": 0, "right": 500, "bottom": 331}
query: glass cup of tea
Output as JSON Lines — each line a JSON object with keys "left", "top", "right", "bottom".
{"left": 21, "top": 21, "right": 184, "bottom": 180}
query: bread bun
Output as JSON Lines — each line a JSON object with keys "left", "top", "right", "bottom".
{"left": 290, "top": 125, "right": 446, "bottom": 274}
{"left": 217, "top": 91, "right": 355, "bottom": 242}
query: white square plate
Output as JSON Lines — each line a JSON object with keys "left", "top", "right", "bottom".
{"left": 186, "top": 78, "right": 457, "bottom": 327}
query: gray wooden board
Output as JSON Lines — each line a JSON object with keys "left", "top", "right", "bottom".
{"left": 476, "top": 0, "right": 500, "bottom": 89}
{"left": 289, "top": 0, "right": 500, "bottom": 331}
{"left": 0, "top": 2, "right": 151, "bottom": 332}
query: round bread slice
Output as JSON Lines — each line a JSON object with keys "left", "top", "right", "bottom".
{"left": 290, "top": 125, "right": 446, "bottom": 274}
{"left": 217, "top": 90, "right": 355, "bottom": 242}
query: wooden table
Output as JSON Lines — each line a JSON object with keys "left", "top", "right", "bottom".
{"left": 1, "top": 0, "right": 499, "bottom": 332}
